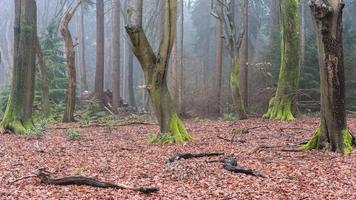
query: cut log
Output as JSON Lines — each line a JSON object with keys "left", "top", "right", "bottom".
{"left": 35, "top": 169, "right": 158, "bottom": 194}
{"left": 166, "top": 152, "right": 224, "bottom": 164}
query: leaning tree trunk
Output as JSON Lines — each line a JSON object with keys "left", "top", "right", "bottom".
{"left": 1, "top": 0, "right": 37, "bottom": 134}
{"left": 60, "top": 1, "right": 81, "bottom": 123}
{"left": 112, "top": 0, "right": 121, "bottom": 113}
{"left": 301, "top": 0, "right": 353, "bottom": 154}
{"left": 263, "top": 0, "right": 300, "bottom": 120}
{"left": 35, "top": 36, "right": 50, "bottom": 117}
{"left": 126, "top": 0, "right": 191, "bottom": 143}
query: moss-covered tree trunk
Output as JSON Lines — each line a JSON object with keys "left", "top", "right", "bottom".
{"left": 1, "top": 0, "right": 37, "bottom": 134}
{"left": 230, "top": 58, "right": 247, "bottom": 119}
{"left": 263, "top": 0, "right": 300, "bottom": 120}
{"left": 126, "top": 0, "right": 191, "bottom": 143}
{"left": 35, "top": 36, "right": 50, "bottom": 117}
{"left": 301, "top": 0, "right": 353, "bottom": 154}
{"left": 60, "top": 1, "right": 81, "bottom": 123}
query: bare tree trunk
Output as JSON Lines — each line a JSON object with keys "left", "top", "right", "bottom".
{"left": 214, "top": 6, "right": 222, "bottom": 115}
{"left": 112, "top": 0, "right": 121, "bottom": 113}
{"left": 126, "top": 41, "right": 135, "bottom": 107}
{"left": 178, "top": 0, "right": 184, "bottom": 114}
{"left": 79, "top": 3, "right": 88, "bottom": 92}
{"left": 60, "top": 1, "right": 81, "bottom": 123}
{"left": 300, "top": 0, "right": 305, "bottom": 66}
{"left": 126, "top": 0, "right": 191, "bottom": 143}
{"left": 94, "top": 0, "right": 105, "bottom": 103}
{"left": 35, "top": 36, "right": 50, "bottom": 117}
{"left": 239, "top": 0, "right": 248, "bottom": 110}
{"left": 301, "top": 0, "right": 353, "bottom": 154}
{"left": 1, "top": 0, "right": 37, "bottom": 134}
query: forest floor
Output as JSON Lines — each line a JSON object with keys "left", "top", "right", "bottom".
{"left": 0, "top": 117, "right": 355, "bottom": 199}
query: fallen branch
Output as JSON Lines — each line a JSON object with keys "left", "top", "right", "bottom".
{"left": 9, "top": 175, "right": 37, "bottom": 184}
{"left": 217, "top": 135, "right": 246, "bottom": 144}
{"left": 223, "top": 156, "right": 265, "bottom": 178}
{"left": 35, "top": 169, "right": 158, "bottom": 194}
{"left": 166, "top": 152, "right": 224, "bottom": 164}
{"left": 279, "top": 127, "right": 311, "bottom": 132}
{"left": 50, "top": 121, "right": 157, "bottom": 130}
{"left": 252, "top": 145, "right": 299, "bottom": 153}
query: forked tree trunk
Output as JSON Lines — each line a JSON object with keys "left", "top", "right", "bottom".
{"left": 35, "top": 36, "right": 50, "bottom": 117}
{"left": 301, "top": 0, "right": 353, "bottom": 154}
{"left": 1, "top": 0, "right": 37, "bottom": 134}
{"left": 263, "top": 0, "right": 300, "bottom": 120}
{"left": 126, "top": 0, "right": 191, "bottom": 143}
{"left": 60, "top": 1, "right": 81, "bottom": 123}
{"left": 94, "top": 0, "right": 105, "bottom": 103}
{"left": 112, "top": 0, "right": 121, "bottom": 113}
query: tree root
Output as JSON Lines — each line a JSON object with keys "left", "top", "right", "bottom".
{"left": 34, "top": 169, "right": 158, "bottom": 194}
{"left": 166, "top": 152, "right": 224, "bottom": 164}
{"left": 263, "top": 97, "right": 295, "bottom": 120}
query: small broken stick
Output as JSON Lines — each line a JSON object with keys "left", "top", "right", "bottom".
{"left": 223, "top": 156, "right": 265, "bottom": 178}
{"left": 166, "top": 152, "right": 224, "bottom": 164}
{"left": 35, "top": 169, "right": 158, "bottom": 194}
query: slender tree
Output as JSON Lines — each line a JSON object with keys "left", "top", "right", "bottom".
{"left": 126, "top": 0, "right": 191, "bottom": 143}
{"left": 240, "top": 0, "right": 249, "bottom": 110}
{"left": 78, "top": 2, "right": 88, "bottom": 92}
{"left": 112, "top": 0, "right": 121, "bottom": 112}
{"left": 212, "top": 0, "right": 247, "bottom": 119}
{"left": 1, "top": 0, "right": 37, "bottom": 134}
{"left": 213, "top": 2, "right": 222, "bottom": 115}
{"left": 263, "top": 0, "right": 300, "bottom": 120}
{"left": 60, "top": 1, "right": 81, "bottom": 122}
{"left": 301, "top": 0, "right": 354, "bottom": 154}
{"left": 94, "top": 0, "right": 105, "bottom": 102}
{"left": 35, "top": 36, "right": 50, "bottom": 117}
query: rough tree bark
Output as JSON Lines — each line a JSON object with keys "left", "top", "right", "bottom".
{"left": 1, "top": 0, "right": 37, "bottom": 134}
{"left": 60, "top": 1, "right": 81, "bottom": 123}
{"left": 94, "top": 0, "right": 105, "bottom": 103}
{"left": 239, "top": 0, "right": 249, "bottom": 110}
{"left": 213, "top": 3, "right": 222, "bottom": 115}
{"left": 126, "top": 0, "right": 191, "bottom": 143}
{"left": 178, "top": 0, "right": 184, "bottom": 114}
{"left": 301, "top": 0, "right": 353, "bottom": 154}
{"left": 263, "top": 0, "right": 300, "bottom": 120}
{"left": 79, "top": 2, "right": 88, "bottom": 92}
{"left": 112, "top": 0, "right": 121, "bottom": 113}
{"left": 35, "top": 36, "right": 50, "bottom": 117}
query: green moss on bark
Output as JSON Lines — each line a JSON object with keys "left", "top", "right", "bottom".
{"left": 149, "top": 113, "right": 192, "bottom": 144}
{"left": 230, "top": 59, "right": 247, "bottom": 119}
{"left": 264, "top": 0, "right": 300, "bottom": 121}
{"left": 300, "top": 128, "right": 353, "bottom": 154}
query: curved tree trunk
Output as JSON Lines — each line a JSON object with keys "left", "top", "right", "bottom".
{"left": 263, "top": 0, "right": 300, "bottom": 120}
{"left": 126, "top": 0, "right": 191, "bottom": 143}
{"left": 112, "top": 0, "right": 121, "bottom": 113}
{"left": 60, "top": 1, "right": 81, "bottom": 123}
{"left": 35, "top": 36, "right": 50, "bottom": 117}
{"left": 301, "top": 0, "right": 353, "bottom": 154}
{"left": 1, "top": 0, "right": 37, "bottom": 134}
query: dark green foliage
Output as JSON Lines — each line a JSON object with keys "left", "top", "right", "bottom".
{"left": 35, "top": 19, "right": 67, "bottom": 118}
